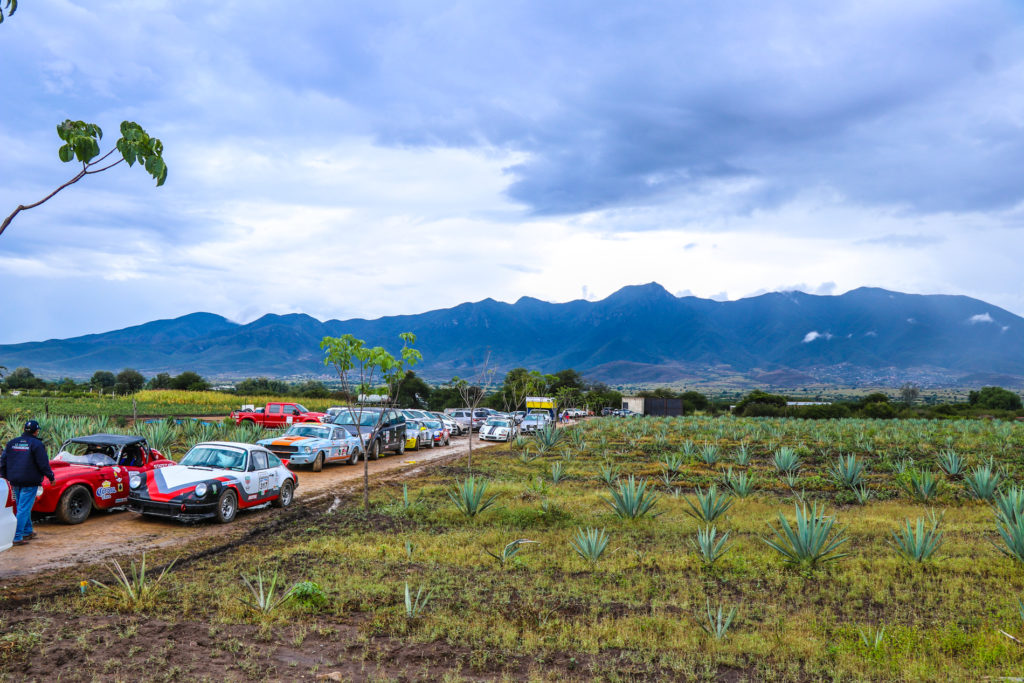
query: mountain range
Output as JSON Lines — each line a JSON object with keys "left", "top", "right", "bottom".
{"left": 2, "top": 283, "right": 1023, "bottom": 388}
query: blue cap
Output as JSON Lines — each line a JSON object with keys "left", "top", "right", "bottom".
{"left": 23, "top": 420, "right": 39, "bottom": 433}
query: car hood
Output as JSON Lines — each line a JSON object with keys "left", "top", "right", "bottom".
{"left": 259, "top": 434, "right": 326, "bottom": 447}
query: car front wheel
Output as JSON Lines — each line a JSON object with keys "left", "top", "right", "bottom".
{"left": 215, "top": 489, "right": 238, "bottom": 524}
{"left": 56, "top": 485, "right": 92, "bottom": 525}
{"left": 397, "top": 439, "right": 406, "bottom": 455}
{"left": 273, "top": 479, "right": 294, "bottom": 508}
{"left": 312, "top": 452, "right": 324, "bottom": 472}
{"left": 349, "top": 447, "right": 360, "bottom": 465}
{"left": 368, "top": 440, "right": 380, "bottom": 460}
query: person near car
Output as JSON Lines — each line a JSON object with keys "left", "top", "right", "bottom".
{"left": 0, "top": 420, "right": 55, "bottom": 546}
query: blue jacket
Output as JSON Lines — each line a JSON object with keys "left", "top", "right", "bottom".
{"left": 1, "top": 433, "right": 54, "bottom": 487}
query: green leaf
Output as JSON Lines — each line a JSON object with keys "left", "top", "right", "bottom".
{"left": 58, "top": 144, "right": 73, "bottom": 163}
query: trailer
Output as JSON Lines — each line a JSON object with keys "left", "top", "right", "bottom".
{"left": 525, "top": 396, "right": 557, "bottom": 421}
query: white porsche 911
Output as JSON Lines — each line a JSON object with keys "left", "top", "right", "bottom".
{"left": 127, "top": 441, "right": 297, "bottom": 524}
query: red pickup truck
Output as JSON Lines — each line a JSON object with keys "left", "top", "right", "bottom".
{"left": 230, "top": 402, "right": 326, "bottom": 427}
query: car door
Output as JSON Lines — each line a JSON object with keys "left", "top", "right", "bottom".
{"left": 329, "top": 427, "right": 347, "bottom": 462}
{"left": 266, "top": 404, "right": 283, "bottom": 428}
{"left": 249, "top": 448, "right": 276, "bottom": 502}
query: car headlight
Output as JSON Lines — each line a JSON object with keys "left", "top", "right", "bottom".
{"left": 302, "top": 445, "right": 312, "bottom": 453}
{"left": 195, "top": 482, "right": 208, "bottom": 497}
{"left": 130, "top": 474, "right": 143, "bottom": 489}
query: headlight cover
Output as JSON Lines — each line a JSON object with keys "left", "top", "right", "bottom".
{"left": 129, "top": 474, "right": 143, "bottom": 489}
{"left": 195, "top": 482, "right": 208, "bottom": 497}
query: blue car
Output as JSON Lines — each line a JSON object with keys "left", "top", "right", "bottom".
{"left": 257, "top": 423, "right": 363, "bottom": 471}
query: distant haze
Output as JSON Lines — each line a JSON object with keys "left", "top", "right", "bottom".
{"left": 1, "top": 284, "right": 1021, "bottom": 389}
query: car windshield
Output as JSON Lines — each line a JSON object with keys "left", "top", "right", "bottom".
{"left": 181, "top": 445, "right": 247, "bottom": 471}
{"left": 333, "top": 410, "right": 381, "bottom": 427}
{"left": 485, "top": 418, "right": 509, "bottom": 427}
{"left": 284, "top": 425, "right": 331, "bottom": 439}
{"left": 293, "top": 404, "right": 309, "bottom": 413}
{"left": 422, "top": 419, "right": 442, "bottom": 428}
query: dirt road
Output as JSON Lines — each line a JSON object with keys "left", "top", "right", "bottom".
{"left": 0, "top": 437, "right": 498, "bottom": 579}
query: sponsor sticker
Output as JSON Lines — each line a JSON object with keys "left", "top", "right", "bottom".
{"left": 97, "top": 485, "right": 116, "bottom": 500}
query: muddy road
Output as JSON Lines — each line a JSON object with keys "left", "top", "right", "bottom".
{"left": 0, "top": 437, "right": 498, "bottom": 579}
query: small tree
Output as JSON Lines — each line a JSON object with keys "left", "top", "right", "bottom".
{"left": 455, "top": 351, "right": 494, "bottom": 471}
{"left": 116, "top": 369, "right": 146, "bottom": 394}
{"left": 321, "top": 333, "right": 421, "bottom": 510}
{"left": 2, "top": 120, "right": 167, "bottom": 237}
{"left": 90, "top": 370, "right": 117, "bottom": 393}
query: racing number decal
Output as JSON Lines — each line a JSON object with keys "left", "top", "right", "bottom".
{"left": 258, "top": 474, "right": 269, "bottom": 492}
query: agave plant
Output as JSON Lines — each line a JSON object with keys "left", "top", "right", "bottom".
{"left": 772, "top": 447, "right": 801, "bottom": 474}
{"left": 762, "top": 503, "right": 850, "bottom": 568}
{"left": 484, "top": 539, "right": 538, "bottom": 568}
{"left": 237, "top": 568, "right": 298, "bottom": 615}
{"left": 892, "top": 456, "right": 914, "bottom": 475}
{"left": 550, "top": 461, "right": 566, "bottom": 484}
{"left": 963, "top": 461, "right": 1001, "bottom": 501}
{"left": 659, "top": 452, "right": 685, "bottom": 475}
{"left": 570, "top": 527, "right": 609, "bottom": 564}
{"left": 682, "top": 485, "right": 734, "bottom": 523}
{"left": 604, "top": 475, "right": 661, "bottom": 520}
{"left": 732, "top": 443, "right": 752, "bottom": 467}
{"left": 722, "top": 467, "right": 757, "bottom": 498}
{"left": 904, "top": 469, "right": 940, "bottom": 503}
{"left": 680, "top": 440, "right": 696, "bottom": 459}
{"left": 447, "top": 476, "right": 500, "bottom": 517}
{"left": 699, "top": 598, "right": 737, "bottom": 640}
{"left": 936, "top": 449, "right": 967, "bottom": 479}
{"left": 890, "top": 517, "right": 943, "bottom": 562}
{"left": 851, "top": 484, "right": 872, "bottom": 505}
{"left": 995, "top": 515, "right": 1024, "bottom": 563}
{"left": 828, "top": 454, "right": 866, "bottom": 489}
{"left": 567, "top": 428, "right": 587, "bottom": 453}
{"left": 404, "top": 582, "right": 434, "bottom": 619}
{"left": 517, "top": 447, "right": 540, "bottom": 464}
{"left": 597, "top": 461, "right": 620, "bottom": 485}
{"left": 690, "top": 525, "right": 732, "bottom": 566}
{"left": 995, "top": 486, "right": 1024, "bottom": 526}
{"left": 699, "top": 443, "right": 721, "bottom": 466}
{"left": 532, "top": 425, "right": 566, "bottom": 455}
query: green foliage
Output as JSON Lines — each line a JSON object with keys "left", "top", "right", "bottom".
{"left": 532, "top": 424, "right": 566, "bottom": 455}
{"left": 762, "top": 503, "right": 850, "bottom": 568}
{"left": 236, "top": 568, "right": 298, "bottom": 615}
{"left": 290, "top": 581, "right": 329, "bottom": 610}
{"left": 682, "top": 485, "right": 734, "bottom": 523}
{"left": 91, "top": 553, "right": 175, "bottom": 611}
{"left": 722, "top": 466, "right": 757, "bottom": 498}
{"left": 772, "top": 446, "right": 801, "bottom": 474}
{"left": 904, "top": 469, "right": 941, "bottom": 502}
{"left": 994, "top": 486, "right": 1024, "bottom": 526}
{"left": 404, "top": 582, "right": 434, "bottom": 619}
{"left": 937, "top": 449, "right": 967, "bottom": 478}
{"left": 964, "top": 462, "right": 1001, "bottom": 501}
{"left": 890, "top": 516, "right": 944, "bottom": 562}
{"left": 569, "top": 527, "right": 609, "bottom": 564}
{"left": 732, "top": 443, "right": 751, "bottom": 466}
{"left": 658, "top": 452, "right": 685, "bottom": 475}
{"left": 968, "top": 386, "right": 1023, "bottom": 411}
{"left": 690, "top": 525, "right": 732, "bottom": 566}
{"left": 597, "top": 461, "right": 620, "bottom": 485}
{"left": 114, "top": 121, "right": 167, "bottom": 185}
{"left": 484, "top": 539, "right": 538, "bottom": 568}
{"left": 550, "top": 461, "right": 566, "bottom": 484}
{"left": 699, "top": 598, "right": 737, "bottom": 640}
{"left": 828, "top": 453, "right": 866, "bottom": 489}
{"left": 859, "top": 626, "right": 886, "bottom": 651}
{"left": 604, "top": 475, "right": 661, "bottom": 520}
{"left": 995, "top": 515, "right": 1024, "bottom": 563}
{"left": 698, "top": 443, "right": 721, "bottom": 466}
{"left": 447, "top": 476, "right": 499, "bottom": 517}
{"left": 0, "top": 0, "right": 16, "bottom": 23}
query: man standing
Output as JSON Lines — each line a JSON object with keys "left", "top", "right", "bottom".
{"left": 0, "top": 420, "right": 54, "bottom": 546}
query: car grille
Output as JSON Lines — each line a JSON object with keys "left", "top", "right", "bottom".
{"left": 268, "top": 445, "right": 298, "bottom": 454}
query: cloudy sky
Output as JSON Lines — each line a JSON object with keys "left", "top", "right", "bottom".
{"left": 2, "top": 0, "right": 1024, "bottom": 344}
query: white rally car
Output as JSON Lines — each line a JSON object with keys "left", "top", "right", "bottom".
{"left": 127, "top": 441, "right": 297, "bottom": 524}
{"left": 479, "top": 417, "right": 516, "bottom": 442}
{"left": 0, "top": 479, "right": 16, "bottom": 552}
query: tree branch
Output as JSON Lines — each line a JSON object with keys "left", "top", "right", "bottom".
{"left": 0, "top": 168, "right": 88, "bottom": 237}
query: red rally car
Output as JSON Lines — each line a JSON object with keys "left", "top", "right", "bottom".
{"left": 34, "top": 433, "right": 175, "bottom": 524}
